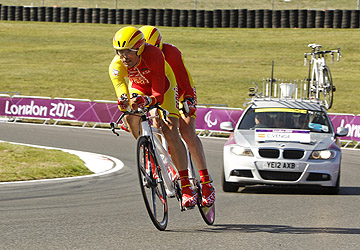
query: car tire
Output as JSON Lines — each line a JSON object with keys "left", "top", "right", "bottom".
{"left": 222, "top": 168, "right": 239, "bottom": 192}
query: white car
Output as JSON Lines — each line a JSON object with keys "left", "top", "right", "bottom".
{"left": 220, "top": 99, "right": 348, "bottom": 194}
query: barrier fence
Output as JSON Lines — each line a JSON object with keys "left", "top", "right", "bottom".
{"left": 0, "top": 96, "right": 359, "bottom": 148}
{"left": 1, "top": 4, "right": 360, "bottom": 28}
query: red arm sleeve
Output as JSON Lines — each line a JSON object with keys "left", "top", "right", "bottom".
{"left": 143, "top": 48, "right": 166, "bottom": 105}
{"left": 163, "top": 44, "right": 195, "bottom": 99}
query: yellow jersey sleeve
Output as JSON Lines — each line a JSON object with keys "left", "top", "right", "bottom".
{"left": 109, "top": 55, "right": 130, "bottom": 100}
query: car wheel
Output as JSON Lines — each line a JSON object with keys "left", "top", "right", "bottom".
{"left": 324, "top": 172, "right": 340, "bottom": 195}
{"left": 222, "top": 168, "right": 239, "bottom": 192}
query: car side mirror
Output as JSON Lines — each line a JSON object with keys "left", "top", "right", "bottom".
{"left": 336, "top": 127, "right": 348, "bottom": 137}
{"left": 220, "top": 121, "right": 234, "bottom": 132}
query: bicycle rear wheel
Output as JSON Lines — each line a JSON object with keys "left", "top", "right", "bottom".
{"left": 321, "top": 66, "right": 334, "bottom": 109}
{"left": 188, "top": 153, "right": 215, "bottom": 225}
{"left": 137, "top": 136, "right": 168, "bottom": 231}
{"left": 196, "top": 181, "right": 215, "bottom": 225}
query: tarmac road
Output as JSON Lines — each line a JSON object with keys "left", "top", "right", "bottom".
{"left": 0, "top": 123, "right": 359, "bottom": 250}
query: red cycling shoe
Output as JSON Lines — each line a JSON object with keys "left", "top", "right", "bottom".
{"left": 181, "top": 186, "right": 198, "bottom": 207}
{"left": 201, "top": 182, "right": 215, "bottom": 207}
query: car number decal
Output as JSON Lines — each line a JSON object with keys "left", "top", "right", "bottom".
{"left": 255, "top": 129, "right": 310, "bottom": 143}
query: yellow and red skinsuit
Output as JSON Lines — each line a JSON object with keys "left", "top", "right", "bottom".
{"left": 162, "top": 43, "right": 197, "bottom": 114}
{"left": 109, "top": 44, "right": 179, "bottom": 117}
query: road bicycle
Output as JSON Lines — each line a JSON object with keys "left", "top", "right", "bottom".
{"left": 304, "top": 43, "right": 341, "bottom": 109}
{"left": 110, "top": 104, "right": 215, "bottom": 231}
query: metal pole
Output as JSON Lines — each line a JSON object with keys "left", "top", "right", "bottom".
{"left": 272, "top": 0, "right": 274, "bottom": 10}
{"left": 358, "top": 0, "right": 359, "bottom": 10}
{"left": 115, "top": 0, "right": 118, "bottom": 9}
{"left": 194, "top": 0, "right": 197, "bottom": 9}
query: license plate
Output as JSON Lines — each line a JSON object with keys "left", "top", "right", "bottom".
{"left": 262, "top": 162, "right": 298, "bottom": 170}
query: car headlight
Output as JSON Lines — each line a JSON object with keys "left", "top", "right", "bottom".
{"left": 309, "top": 150, "right": 336, "bottom": 160}
{"left": 229, "top": 146, "right": 254, "bottom": 157}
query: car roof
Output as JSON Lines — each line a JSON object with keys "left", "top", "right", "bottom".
{"left": 248, "top": 99, "right": 323, "bottom": 111}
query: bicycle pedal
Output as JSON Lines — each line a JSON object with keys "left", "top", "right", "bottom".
{"left": 183, "top": 206, "right": 196, "bottom": 211}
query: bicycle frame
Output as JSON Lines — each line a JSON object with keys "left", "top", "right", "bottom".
{"left": 151, "top": 119, "right": 197, "bottom": 201}
{"left": 309, "top": 54, "right": 327, "bottom": 99}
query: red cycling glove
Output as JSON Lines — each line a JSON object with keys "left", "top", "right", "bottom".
{"left": 183, "top": 98, "right": 196, "bottom": 116}
{"left": 117, "top": 93, "right": 129, "bottom": 110}
{"left": 133, "top": 95, "right": 151, "bottom": 109}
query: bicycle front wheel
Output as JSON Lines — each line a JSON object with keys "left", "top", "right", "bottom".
{"left": 137, "top": 136, "right": 168, "bottom": 231}
{"left": 321, "top": 66, "right": 334, "bottom": 109}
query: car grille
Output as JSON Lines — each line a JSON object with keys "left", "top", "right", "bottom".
{"left": 258, "top": 149, "right": 305, "bottom": 159}
{"left": 283, "top": 150, "right": 304, "bottom": 159}
{"left": 259, "top": 170, "right": 302, "bottom": 181}
{"left": 258, "top": 149, "right": 279, "bottom": 158}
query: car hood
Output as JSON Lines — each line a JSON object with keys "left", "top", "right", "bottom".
{"left": 232, "top": 130, "right": 335, "bottom": 150}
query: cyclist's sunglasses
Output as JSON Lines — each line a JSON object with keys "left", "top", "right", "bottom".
{"left": 116, "top": 49, "right": 138, "bottom": 57}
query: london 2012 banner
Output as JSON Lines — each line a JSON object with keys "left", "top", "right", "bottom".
{"left": 0, "top": 96, "right": 359, "bottom": 143}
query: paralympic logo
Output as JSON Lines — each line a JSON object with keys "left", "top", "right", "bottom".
{"left": 204, "top": 111, "right": 218, "bottom": 128}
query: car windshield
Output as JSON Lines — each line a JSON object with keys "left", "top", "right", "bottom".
{"left": 238, "top": 107, "right": 332, "bottom": 133}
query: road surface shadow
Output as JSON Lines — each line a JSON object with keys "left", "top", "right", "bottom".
{"left": 237, "top": 186, "right": 360, "bottom": 195}
{"left": 210, "top": 224, "right": 360, "bottom": 234}
{"left": 167, "top": 224, "right": 360, "bottom": 234}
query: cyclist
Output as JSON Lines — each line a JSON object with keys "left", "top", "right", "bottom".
{"left": 139, "top": 25, "right": 215, "bottom": 207}
{"left": 109, "top": 26, "right": 197, "bottom": 207}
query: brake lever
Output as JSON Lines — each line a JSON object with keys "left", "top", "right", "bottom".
{"left": 156, "top": 105, "right": 170, "bottom": 124}
{"left": 110, "top": 122, "right": 120, "bottom": 136}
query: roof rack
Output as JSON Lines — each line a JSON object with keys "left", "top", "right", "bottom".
{"left": 249, "top": 79, "right": 322, "bottom": 105}
{"left": 248, "top": 60, "right": 323, "bottom": 106}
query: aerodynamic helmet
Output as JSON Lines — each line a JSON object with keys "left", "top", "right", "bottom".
{"left": 139, "top": 25, "right": 163, "bottom": 50}
{"left": 113, "top": 26, "right": 145, "bottom": 55}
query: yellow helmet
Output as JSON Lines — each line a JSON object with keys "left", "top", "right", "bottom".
{"left": 113, "top": 26, "right": 145, "bottom": 55}
{"left": 139, "top": 25, "right": 163, "bottom": 50}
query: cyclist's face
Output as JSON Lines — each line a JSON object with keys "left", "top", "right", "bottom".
{"left": 117, "top": 49, "right": 139, "bottom": 68}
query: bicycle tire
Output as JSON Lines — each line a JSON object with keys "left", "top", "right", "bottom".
{"left": 187, "top": 154, "right": 215, "bottom": 225}
{"left": 136, "top": 136, "right": 168, "bottom": 231}
{"left": 196, "top": 181, "right": 215, "bottom": 225}
{"left": 322, "top": 66, "right": 334, "bottom": 109}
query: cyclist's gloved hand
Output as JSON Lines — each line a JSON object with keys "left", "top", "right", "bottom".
{"left": 117, "top": 93, "right": 129, "bottom": 110}
{"left": 133, "top": 94, "right": 151, "bottom": 109}
{"left": 182, "top": 98, "right": 196, "bottom": 116}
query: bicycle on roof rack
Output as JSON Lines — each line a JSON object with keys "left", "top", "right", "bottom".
{"left": 304, "top": 43, "right": 341, "bottom": 110}
{"left": 110, "top": 104, "right": 215, "bottom": 231}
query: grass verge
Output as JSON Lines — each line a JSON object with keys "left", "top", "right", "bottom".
{"left": 0, "top": 21, "right": 359, "bottom": 114}
{"left": 0, "top": 142, "right": 94, "bottom": 182}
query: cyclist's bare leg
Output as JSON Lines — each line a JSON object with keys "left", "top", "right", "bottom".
{"left": 124, "top": 115, "right": 141, "bottom": 139}
{"left": 160, "top": 116, "right": 188, "bottom": 172}
{"left": 179, "top": 115, "right": 207, "bottom": 171}
{"left": 179, "top": 114, "right": 215, "bottom": 206}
